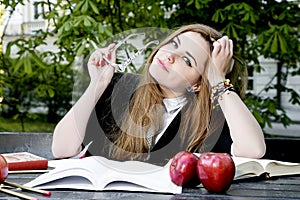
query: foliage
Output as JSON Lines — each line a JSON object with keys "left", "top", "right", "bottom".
{"left": 166, "top": 0, "right": 299, "bottom": 128}
{"left": 0, "top": 0, "right": 299, "bottom": 131}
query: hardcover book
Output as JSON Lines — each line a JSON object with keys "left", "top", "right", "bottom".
{"left": 2, "top": 152, "right": 48, "bottom": 171}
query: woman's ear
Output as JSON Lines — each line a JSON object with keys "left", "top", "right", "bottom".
{"left": 187, "top": 84, "right": 201, "bottom": 93}
{"left": 192, "top": 84, "right": 201, "bottom": 92}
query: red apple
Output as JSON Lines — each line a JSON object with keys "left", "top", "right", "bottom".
{"left": 169, "top": 151, "right": 200, "bottom": 187}
{"left": 197, "top": 152, "right": 235, "bottom": 193}
{"left": 0, "top": 154, "right": 8, "bottom": 183}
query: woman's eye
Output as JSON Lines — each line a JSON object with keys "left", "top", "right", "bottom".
{"left": 170, "top": 40, "right": 178, "bottom": 48}
{"left": 183, "top": 57, "right": 192, "bottom": 67}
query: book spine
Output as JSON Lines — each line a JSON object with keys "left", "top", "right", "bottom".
{"left": 8, "top": 160, "right": 48, "bottom": 171}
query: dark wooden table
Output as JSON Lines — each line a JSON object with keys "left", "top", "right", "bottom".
{"left": 1, "top": 173, "right": 300, "bottom": 200}
{"left": 1, "top": 133, "right": 300, "bottom": 199}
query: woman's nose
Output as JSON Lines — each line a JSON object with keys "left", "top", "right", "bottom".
{"left": 166, "top": 52, "right": 175, "bottom": 64}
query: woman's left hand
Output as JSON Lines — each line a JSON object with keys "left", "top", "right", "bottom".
{"left": 207, "top": 36, "right": 234, "bottom": 86}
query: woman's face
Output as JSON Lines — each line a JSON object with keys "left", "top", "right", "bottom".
{"left": 149, "top": 31, "right": 210, "bottom": 98}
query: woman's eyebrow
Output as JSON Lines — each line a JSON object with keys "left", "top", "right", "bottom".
{"left": 177, "top": 36, "right": 197, "bottom": 67}
{"left": 175, "top": 36, "right": 181, "bottom": 45}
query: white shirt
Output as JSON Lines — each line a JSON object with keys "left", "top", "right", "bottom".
{"left": 154, "top": 96, "right": 187, "bottom": 144}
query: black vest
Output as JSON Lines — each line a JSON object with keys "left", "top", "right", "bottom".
{"left": 84, "top": 73, "right": 232, "bottom": 166}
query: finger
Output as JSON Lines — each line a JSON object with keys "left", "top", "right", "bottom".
{"left": 107, "top": 43, "right": 117, "bottom": 63}
{"left": 106, "top": 43, "right": 116, "bottom": 59}
{"left": 222, "top": 37, "right": 233, "bottom": 58}
{"left": 110, "top": 46, "right": 117, "bottom": 63}
{"left": 89, "top": 52, "right": 99, "bottom": 66}
{"left": 212, "top": 41, "right": 222, "bottom": 55}
{"left": 218, "top": 36, "right": 229, "bottom": 50}
{"left": 229, "top": 39, "right": 233, "bottom": 57}
{"left": 92, "top": 50, "right": 106, "bottom": 67}
{"left": 108, "top": 43, "right": 116, "bottom": 51}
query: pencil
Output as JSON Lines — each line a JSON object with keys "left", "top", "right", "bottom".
{"left": 5, "top": 181, "right": 51, "bottom": 196}
{"left": 0, "top": 187, "right": 38, "bottom": 200}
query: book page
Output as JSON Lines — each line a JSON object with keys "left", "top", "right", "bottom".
{"left": 232, "top": 157, "right": 265, "bottom": 180}
{"left": 26, "top": 156, "right": 181, "bottom": 194}
{"left": 28, "top": 170, "right": 97, "bottom": 190}
{"left": 232, "top": 157, "right": 300, "bottom": 179}
{"left": 25, "top": 167, "right": 100, "bottom": 189}
{"left": 265, "top": 160, "right": 300, "bottom": 177}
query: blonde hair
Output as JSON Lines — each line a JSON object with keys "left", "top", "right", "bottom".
{"left": 109, "top": 24, "right": 247, "bottom": 160}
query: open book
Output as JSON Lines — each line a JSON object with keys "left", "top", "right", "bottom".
{"left": 24, "top": 155, "right": 300, "bottom": 193}
{"left": 233, "top": 156, "right": 300, "bottom": 180}
{"left": 25, "top": 156, "right": 181, "bottom": 194}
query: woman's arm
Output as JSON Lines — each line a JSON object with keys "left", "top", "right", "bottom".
{"left": 52, "top": 44, "right": 116, "bottom": 158}
{"left": 208, "top": 36, "right": 266, "bottom": 159}
{"left": 218, "top": 91, "right": 266, "bottom": 158}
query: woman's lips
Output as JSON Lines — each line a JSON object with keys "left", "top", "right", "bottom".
{"left": 157, "top": 58, "right": 168, "bottom": 72}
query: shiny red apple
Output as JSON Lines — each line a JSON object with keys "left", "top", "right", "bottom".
{"left": 0, "top": 154, "right": 8, "bottom": 183}
{"left": 197, "top": 152, "right": 235, "bottom": 193}
{"left": 169, "top": 151, "right": 200, "bottom": 187}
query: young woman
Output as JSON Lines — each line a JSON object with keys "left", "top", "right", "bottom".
{"left": 52, "top": 24, "right": 266, "bottom": 165}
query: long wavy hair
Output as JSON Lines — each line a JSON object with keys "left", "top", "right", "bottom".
{"left": 109, "top": 24, "right": 247, "bottom": 160}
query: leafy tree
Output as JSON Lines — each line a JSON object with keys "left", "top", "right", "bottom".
{"left": 166, "top": 0, "right": 299, "bottom": 128}
{"left": 1, "top": 0, "right": 299, "bottom": 131}
{"left": 1, "top": 1, "right": 75, "bottom": 127}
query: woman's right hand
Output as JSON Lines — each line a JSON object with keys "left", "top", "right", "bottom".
{"left": 87, "top": 43, "right": 116, "bottom": 84}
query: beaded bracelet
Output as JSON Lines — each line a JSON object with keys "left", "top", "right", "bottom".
{"left": 210, "top": 79, "right": 234, "bottom": 108}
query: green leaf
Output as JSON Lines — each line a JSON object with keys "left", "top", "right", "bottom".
{"left": 195, "top": 0, "right": 201, "bottom": 9}
{"left": 212, "top": 9, "right": 224, "bottom": 23}
{"left": 81, "top": 0, "right": 89, "bottom": 14}
{"left": 257, "top": 34, "right": 264, "bottom": 46}
{"left": 270, "top": 34, "right": 278, "bottom": 53}
{"left": 104, "top": 28, "right": 113, "bottom": 37}
{"left": 47, "top": 88, "right": 55, "bottom": 98}
{"left": 278, "top": 11, "right": 286, "bottom": 21}
{"left": 98, "top": 24, "right": 105, "bottom": 33}
{"left": 73, "top": 17, "right": 83, "bottom": 27}
{"left": 187, "top": 0, "right": 194, "bottom": 7}
{"left": 281, "top": 24, "right": 294, "bottom": 35}
{"left": 278, "top": 34, "right": 288, "bottom": 54}
{"left": 24, "top": 56, "right": 32, "bottom": 74}
{"left": 243, "top": 12, "right": 249, "bottom": 22}
{"left": 89, "top": 1, "right": 99, "bottom": 14}
{"left": 13, "top": 59, "right": 24, "bottom": 72}
{"left": 253, "top": 109, "right": 264, "bottom": 124}
{"left": 73, "top": 0, "right": 84, "bottom": 13}
{"left": 84, "top": 17, "right": 92, "bottom": 27}
{"left": 250, "top": 12, "right": 256, "bottom": 24}
{"left": 76, "top": 43, "right": 86, "bottom": 56}
{"left": 31, "top": 54, "right": 46, "bottom": 68}
{"left": 231, "top": 25, "right": 238, "bottom": 38}
{"left": 263, "top": 34, "right": 274, "bottom": 53}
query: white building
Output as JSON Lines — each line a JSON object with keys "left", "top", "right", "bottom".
{"left": 1, "top": 1, "right": 300, "bottom": 137}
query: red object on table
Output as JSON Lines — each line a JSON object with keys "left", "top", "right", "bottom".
{"left": 2, "top": 152, "right": 48, "bottom": 171}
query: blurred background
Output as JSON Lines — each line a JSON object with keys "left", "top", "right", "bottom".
{"left": 0, "top": 0, "right": 299, "bottom": 138}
